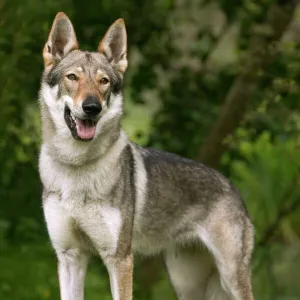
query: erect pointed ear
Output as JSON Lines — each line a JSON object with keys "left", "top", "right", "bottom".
{"left": 43, "top": 12, "right": 78, "bottom": 68}
{"left": 98, "top": 19, "right": 127, "bottom": 73}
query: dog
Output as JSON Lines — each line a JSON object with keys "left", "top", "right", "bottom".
{"left": 39, "top": 12, "right": 254, "bottom": 300}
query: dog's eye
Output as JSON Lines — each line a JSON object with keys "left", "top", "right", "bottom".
{"left": 67, "top": 74, "right": 78, "bottom": 81}
{"left": 100, "top": 78, "right": 109, "bottom": 85}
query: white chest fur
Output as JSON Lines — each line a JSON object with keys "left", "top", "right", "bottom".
{"left": 40, "top": 136, "right": 126, "bottom": 256}
{"left": 43, "top": 193, "right": 122, "bottom": 256}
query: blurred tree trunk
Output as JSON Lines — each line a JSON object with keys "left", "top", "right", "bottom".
{"left": 197, "top": 1, "right": 298, "bottom": 169}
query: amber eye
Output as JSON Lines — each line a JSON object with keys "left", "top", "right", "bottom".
{"left": 100, "top": 77, "right": 109, "bottom": 85}
{"left": 67, "top": 74, "right": 78, "bottom": 81}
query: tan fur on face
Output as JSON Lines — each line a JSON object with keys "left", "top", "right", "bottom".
{"left": 63, "top": 68, "right": 110, "bottom": 106}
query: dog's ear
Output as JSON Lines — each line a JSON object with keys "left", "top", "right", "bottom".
{"left": 43, "top": 12, "right": 78, "bottom": 68}
{"left": 98, "top": 19, "right": 127, "bottom": 73}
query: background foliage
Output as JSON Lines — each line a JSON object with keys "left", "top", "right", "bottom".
{"left": 1, "top": 0, "right": 300, "bottom": 299}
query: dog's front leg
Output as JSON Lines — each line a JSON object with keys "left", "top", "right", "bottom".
{"left": 43, "top": 192, "right": 89, "bottom": 300}
{"left": 57, "top": 248, "right": 89, "bottom": 300}
{"left": 103, "top": 254, "right": 133, "bottom": 300}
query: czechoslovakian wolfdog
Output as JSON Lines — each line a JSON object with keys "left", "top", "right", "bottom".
{"left": 39, "top": 12, "right": 254, "bottom": 300}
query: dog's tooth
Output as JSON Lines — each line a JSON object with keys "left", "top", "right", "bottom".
{"left": 70, "top": 112, "right": 75, "bottom": 122}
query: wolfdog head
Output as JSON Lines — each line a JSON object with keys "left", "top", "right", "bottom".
{"left": 40, "top": 12, "right": 127, "bottom": 142}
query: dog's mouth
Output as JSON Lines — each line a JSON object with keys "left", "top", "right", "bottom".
{"left": 64, "top": 106, "right": 98, "bottom": 141}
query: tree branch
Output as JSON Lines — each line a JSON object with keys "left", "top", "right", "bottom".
{"left": 197, "top": 1, "right": 298, "bottom": 168}
{"left": 257, "top": 198, "right": 300, "bottom": 247}
{"left": 257, "top": 173, "right": 300, "bottom": 247}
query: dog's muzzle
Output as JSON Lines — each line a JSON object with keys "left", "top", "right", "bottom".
{"left": 64, "top": 104, "right": 99, "bottom": 141}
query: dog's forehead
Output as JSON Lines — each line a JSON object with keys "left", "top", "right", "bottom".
{"left": 46, "top": 49, "right": 122, "bottom": 93}
{"left": 59, "top": 50, "right": 112, "bottom": 75}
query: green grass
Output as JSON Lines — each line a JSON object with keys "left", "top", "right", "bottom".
{"left": 0, "top": 243, "right": 111, "bottom": 300}
{"left": 1, "top": 240, "right": 300, "bottom": 299}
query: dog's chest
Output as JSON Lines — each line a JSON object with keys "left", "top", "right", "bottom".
{"left": 41, "top": 152, "right": 123, "bottom": 254}
{"left": 70, "top": 200, "right": 122, "bottom": 254}
{"left": 50, "top": 183, "right": 122, "bottom": 254}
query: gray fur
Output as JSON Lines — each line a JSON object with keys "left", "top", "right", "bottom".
{"left": 39, "top": 13, "right": 254, "bottom": 300}
{"left": 135, "top": 147, "right": 248, "bottom": 246}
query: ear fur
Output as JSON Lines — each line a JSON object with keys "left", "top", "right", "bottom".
{"left": 98, "top": 19, "right": 127, "bottom": 73}
{"left": 43, "top": 12, "right": 78, "bottom": 68}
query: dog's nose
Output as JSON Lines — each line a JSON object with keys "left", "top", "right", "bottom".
{"left": 82, "top": 96, "right": 102, "bottom": 116}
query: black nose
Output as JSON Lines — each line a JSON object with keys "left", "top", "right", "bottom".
{"left": 82, "top": 96, "right": 102, "bottom": 116}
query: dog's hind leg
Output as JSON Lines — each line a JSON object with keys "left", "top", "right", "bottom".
{"left": 198, "top": 206, "right": 254, "bottom": 300}
{"left": 205, "top": 272, "right": 230, "bottom": 300}
{"left": 164, "top": 246, "right": 217, "bottom": 300}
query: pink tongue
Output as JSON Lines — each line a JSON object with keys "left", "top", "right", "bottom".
{"left": 76, "top": 118, "right": 96, "bottom": 140}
